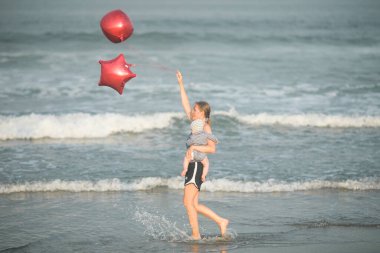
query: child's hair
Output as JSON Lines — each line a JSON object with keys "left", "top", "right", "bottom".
{"left": 195, "top": 101, "right": 211, "bottom": 126}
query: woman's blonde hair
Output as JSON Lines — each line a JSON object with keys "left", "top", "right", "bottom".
{"left": 195, "top": 101, "right": 212, "bottom": 126}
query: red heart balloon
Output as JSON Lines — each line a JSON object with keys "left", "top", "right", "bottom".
{"left": 98, "top": 54, "right": 136, "bottom": 95}
{"left": 100, "top": 9, "right": 134, "bottom": 43}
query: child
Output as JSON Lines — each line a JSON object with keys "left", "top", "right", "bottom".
{"left": 181, "top": 118, "right": 218, "bottom": 182}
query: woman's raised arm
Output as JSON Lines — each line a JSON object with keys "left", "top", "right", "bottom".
{"left": 176, "top": 70, "right": 192, "bottom": 121}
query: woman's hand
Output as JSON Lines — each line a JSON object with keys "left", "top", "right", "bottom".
{"left": 189, "top": 141, "right": 216, "bottom": 154}
{"left": 176, "top": 70, "right": 183, "bottom": 86}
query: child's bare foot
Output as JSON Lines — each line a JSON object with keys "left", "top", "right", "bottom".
{"left": 219, "top": 218, "right": 229, "bottom": 236}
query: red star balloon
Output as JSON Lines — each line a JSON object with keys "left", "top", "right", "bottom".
{"left": 100, "top": 9, "right": 134, "bottom": 43}
{"left": 98, "top": 54, "right": 136, "bottom": 95}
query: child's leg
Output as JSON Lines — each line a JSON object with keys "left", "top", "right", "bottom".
{"left": 201, "top": 157, "right": 209, "bottom": 181}
{"left": 183, "top": 156, "right": 189, "bottom": 170}
{"left": 181, "top": 156, "right": 189, "bottom": 176}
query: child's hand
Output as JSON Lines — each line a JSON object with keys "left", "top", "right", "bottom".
{"left": 181, "top": 169, "right": 187, "bottom": 177}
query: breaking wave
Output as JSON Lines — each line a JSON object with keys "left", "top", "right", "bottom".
{"left": 216, "top": 109, "right": 380, "bottom": 128}
{"left": 0, "top": 112, "right": 182, "bottom": 140}
{"left": 1, "top": 177, "right": 379, "bottom": 194}
{"left": 1, "top": 110, "right": 380, "bottom": 140}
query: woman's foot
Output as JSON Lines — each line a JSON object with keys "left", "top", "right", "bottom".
{"left": 219, "top": 218, "right": 229, "bottom": 236}
{"left": 191, "top": 234, "right": 201, "bottom": 240}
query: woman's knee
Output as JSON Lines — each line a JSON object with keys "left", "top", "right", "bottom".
{"left": 193, "top": 202, "right": 199, "bottom": 211}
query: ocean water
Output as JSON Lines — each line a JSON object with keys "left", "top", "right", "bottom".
{"left": 1, "top": 0, "right": 380, "bottom": 252}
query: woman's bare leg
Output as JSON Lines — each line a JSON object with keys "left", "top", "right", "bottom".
{"left": 193, "top": 191, "right": 229, "bottom": 236}
{"left": 183, "top": 184, "right": 201, "bottom": 239}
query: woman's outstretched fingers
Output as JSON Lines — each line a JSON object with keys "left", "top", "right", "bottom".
{"left": 176, "top": 70, "right": 183, "bottom": 84}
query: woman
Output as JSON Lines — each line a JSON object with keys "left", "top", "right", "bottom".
{"left": 176, "top": 70, "right": 229, "bottom": 240}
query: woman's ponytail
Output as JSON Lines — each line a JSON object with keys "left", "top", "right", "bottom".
{"left": 196, "top": 101, "right": 211, "bottom": 127}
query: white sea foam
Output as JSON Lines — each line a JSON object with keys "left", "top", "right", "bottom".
{"left": 0, "top": 112, "right": 182, "bottom": 140}
{"left": 0, "top": 178, "right": 183, "bottom": 194}
{"left": 216, "top": 109, "right": 380, "bottom": 128}
{"left": 201, "top": 178, "right": 380, "bottom": 192}
{"left": 1, "top": 110, "right": 380, "bottom": 140}
{"left": 1, "top": 177, "right": 379, "bottom": 194}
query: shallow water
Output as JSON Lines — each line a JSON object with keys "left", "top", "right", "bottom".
{"left": 1, "top": 189, "right": 379, "bottom": 252}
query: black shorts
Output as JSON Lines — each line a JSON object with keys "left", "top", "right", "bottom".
{"left": 184, "top": 161, "right": 204, "bottom": 191}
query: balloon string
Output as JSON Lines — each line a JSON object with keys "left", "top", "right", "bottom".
{"left": 126, "top": 44, "right": 177, "bottom": 73}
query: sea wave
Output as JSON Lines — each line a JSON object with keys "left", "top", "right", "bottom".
{"left": 292, "top": 220, "right": 380, "bottom": 228}
{"left": 1, "top": 29, "right": 378, "bottom": 47}
{"left": 0, "top": 112, "right": 182, "bottom": 140}
{"left": 0, "top": 177, "right": 379, "bottom": 194}
{"left": 216, "top": 109, "right": 380, "bottom": 128}
{"left": 1, "top": 111, "right": 380, "bottom": 140}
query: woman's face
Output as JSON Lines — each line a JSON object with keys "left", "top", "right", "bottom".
{"left": 191, "top": 104, "right": 205, "bottom": 120}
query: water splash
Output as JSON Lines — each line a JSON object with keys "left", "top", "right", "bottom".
{"left": 199, "top": 228, "right": 238, "bottom": 243}
{"left": 133, "top": 208, "right": 191, "bottom": 242}
{"left": 133, "top": 207, "right": 238, "bottom": 245}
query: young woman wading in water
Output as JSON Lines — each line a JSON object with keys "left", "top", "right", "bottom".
{"left": 176, "top": 70, "right": 229, "bottom": 240}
